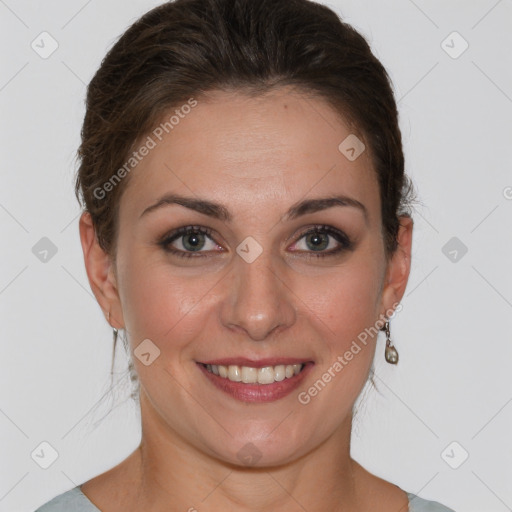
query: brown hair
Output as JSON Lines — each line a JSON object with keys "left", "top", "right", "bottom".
{"left": 75, "top": 0, "right": 416, "bottom": 408}
{"left": 75, "top": 0, "right": 415, "bottom": 261}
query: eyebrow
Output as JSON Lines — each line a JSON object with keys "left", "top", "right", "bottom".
{"left": 139, "top": 193, "right": 368, "bottom": 224}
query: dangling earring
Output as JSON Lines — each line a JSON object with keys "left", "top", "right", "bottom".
{"left": 107, "top": 311, "right": 118, "bottom": 345}
{"left": 108, "top": 311, "right": 119, "bottom": 376}
{"left": 381, "top": 320, "right": 399, "bottom": 364}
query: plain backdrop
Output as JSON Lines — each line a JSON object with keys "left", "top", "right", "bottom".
{"left": 1, "top": 1, "right": 511, "bottom": 511}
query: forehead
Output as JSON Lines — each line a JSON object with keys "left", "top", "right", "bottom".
{"left": 119, "top": 88, "right": 380, "bottom": 225}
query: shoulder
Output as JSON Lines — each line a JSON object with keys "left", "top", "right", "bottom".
{"left": 34, "top": 486, "right": 101, "bottom": 512}
{"left": 407, "top": 492, "right": 456, "bottom": 512}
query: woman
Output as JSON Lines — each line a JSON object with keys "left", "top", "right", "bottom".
{"left": 35, "top": 0, "right": 455, "bottom": 510}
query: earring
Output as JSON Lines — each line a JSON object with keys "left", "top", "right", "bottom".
{"left": 108, "top": 311, "right": 119, "bottom": 377}
{"left": 108, "top": 311, "right": 119, "bottom": 345}
{"left": 381, "top": 320, "right": 399, "bottom": 364}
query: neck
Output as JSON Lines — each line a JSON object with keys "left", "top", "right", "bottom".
{"left": 131, "top": 390, "right": 367, "bottom": 512}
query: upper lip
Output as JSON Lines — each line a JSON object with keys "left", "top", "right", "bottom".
{"left": 198, "top": 358, "right": 313, "bottom": 368}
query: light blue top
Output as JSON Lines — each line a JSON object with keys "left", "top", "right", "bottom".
{"left": 34, "top": 485, "right": 456, "bottom": 511}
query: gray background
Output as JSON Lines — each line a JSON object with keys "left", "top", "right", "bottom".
{"left": 1, "top": 1, "right": 511, "bottom": 511}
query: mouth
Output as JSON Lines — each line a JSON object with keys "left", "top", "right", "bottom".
{"left": 200, "top": 362, "right": 305, "bottom": 383}
{"left": 196, "top": 359, "right": 314, "bottom": 403}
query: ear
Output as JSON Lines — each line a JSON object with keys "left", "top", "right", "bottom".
{"left": 379, "top": 215, "right": 413, "bottom": 317}
{"left": 79, "top": 211, "right": 125, "bottom": 329}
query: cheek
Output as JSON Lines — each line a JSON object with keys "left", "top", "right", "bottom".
{"left": 118, "top": 252, "right": 212, "bottom": 347}
{"left": 294, "top": 259, "right": 382, "bottom": 421}
{"left": 302, "top": 255, "right": 383, "bottom": 344}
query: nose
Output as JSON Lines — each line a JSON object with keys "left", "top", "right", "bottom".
{"left": 219, "top": 249, "right": 297, "bottom": 341}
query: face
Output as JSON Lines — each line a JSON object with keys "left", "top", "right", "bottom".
{"left": 81, "top": 87, "right": 412, "bottom": 467}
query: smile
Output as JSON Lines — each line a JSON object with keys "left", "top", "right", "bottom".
{"left": 197, "top": 360, "right": 314, "bottom": 403}
{"left": 204, "top": 363, "right": 304, "bottom": 384}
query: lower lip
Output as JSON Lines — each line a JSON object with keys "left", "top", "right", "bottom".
{"left": 197, "top": 363, "right": 314, "bottom": 403}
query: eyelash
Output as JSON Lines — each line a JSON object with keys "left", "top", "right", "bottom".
{"left": 158, "top": 224, "right": 353, "bottom": 259}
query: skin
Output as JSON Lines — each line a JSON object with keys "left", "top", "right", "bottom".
{"left": 79, "top": 87, "right": 413, "bottom": 512}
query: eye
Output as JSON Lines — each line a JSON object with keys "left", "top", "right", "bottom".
{"left": 158, "top": 224, "right": 353, "bottom": 259}
{"left": 158, "top": 226, "right": 222, "bottom": 258}
{"left": 289, "top": 225, "right": 353, "bottom": 257}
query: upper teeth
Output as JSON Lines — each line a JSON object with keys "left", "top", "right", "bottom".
{"left": 205, "top": 364, "right": 303, "bottom": 384}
